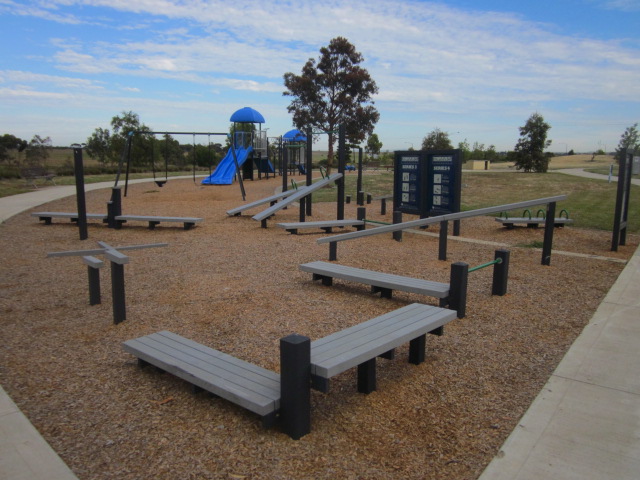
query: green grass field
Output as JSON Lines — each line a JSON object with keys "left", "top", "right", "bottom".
{"left": 313, "top": 171, "right": 639, "bottom": 233}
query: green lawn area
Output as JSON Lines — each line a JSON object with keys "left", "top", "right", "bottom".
{"left": 312, "top": 171, "right": 639, "bottom": 233}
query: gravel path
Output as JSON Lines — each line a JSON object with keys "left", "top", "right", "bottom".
{"left": 0, "top": 176, "right": 637, "bottom": 480}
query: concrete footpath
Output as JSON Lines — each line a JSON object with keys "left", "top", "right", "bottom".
{"left": 1, "top": 175, "right": 639, "bottom": 479}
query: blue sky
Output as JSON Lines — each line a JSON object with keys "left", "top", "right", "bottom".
{"left": 1, "top": 0, "right": 639, "bottom": 153}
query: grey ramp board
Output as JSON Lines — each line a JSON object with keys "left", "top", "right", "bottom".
{"left": 116, "top": 215, "right": 202, "bottom": 222}
{"left": 226, "top": 188, "right": 299, "bottom": 216}
{"left": 123, "top": 331, "right": 280, "bottom": 416}
{"left": 310, "top": 303, "right": 456, "bottom": 377}
{"left": 277, "top": 219, "right": 365, "bottom": 230}
{"left": 31, "top": 212, "right": 107, "bottom": 220}
{"left": 252, "top": 173, "right": 343, "bottom": 222}
{"left": 300, "top": 261, "right": 449, "bottom": 297}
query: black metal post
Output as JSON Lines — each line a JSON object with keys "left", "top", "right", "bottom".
{"left": 108, "top": 187, "right": 122, "bottom": 229}
{"left": 356, "top": 147, "right": 363, "bottom": 201}
{"left": 111, "top": 262, "right": 126, "bottom": 324}
{"left": 492, "top": 249, "right": 510, "bottom": 296}
{"left": 381, "top": 198, "right": 387, "bottom": 216}
{"left": 541, "top": 202, "right": 556, "bottom": 266}
{"left": 366, "top": 193, "right": 372, "bottom": 205}
{"left": 280, "top": 334, "right": 311, "bottom": 440}
{"left": 357, "top": 191, "right": 364, "bottom": 206}
{"left": 329, "top": 241, "right": 337, "bottom": 261}
{"left": 346, "top": 195, "right": 351, "bottom": 204}
{"left": 439, "top": 220, "right": 448, "bottom": 261}
{"left": 306, "top": 128, "right": 313, "bottom": 216}
{"left": 449, "top": 262, "right": 468, "bottom": 318}
{"left": 73, "top": 146, "right": 88, "bottom": 241}
{"left": 299, "top": 197, "right": 306, "bottom": 222}
{"left": 282, "top": 146, "right": 289, "bottom": 194}
{"left": 357, "top": 207, "right": 366, "bottom": 231}
{"left": 393, "top": 210, "right": 403, "bottom": 242}
{"left": 87, "top": 266, "right": 101, "bottom": 305}
{"left": 337, "top": 124, "right": 345, "bottom": 220}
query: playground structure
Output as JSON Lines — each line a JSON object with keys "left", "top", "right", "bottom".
{"left": 201, "top": 107, "right": 272, "bottom": 186}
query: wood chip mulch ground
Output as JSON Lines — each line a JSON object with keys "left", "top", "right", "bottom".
{"left": 0, "top": 176, "right": 637, "bottom": 480}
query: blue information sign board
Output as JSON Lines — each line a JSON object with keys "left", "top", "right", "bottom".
{"left": 393, "top": 149, "right": 461, "bottom": 218}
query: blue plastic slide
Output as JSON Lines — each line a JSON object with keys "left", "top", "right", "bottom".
{"left": 201, "top": 146, "right": 253, "bottom": 185}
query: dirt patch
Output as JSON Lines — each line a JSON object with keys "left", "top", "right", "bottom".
{"left": 0, "top": 176, "right": 637, "bottom": 480}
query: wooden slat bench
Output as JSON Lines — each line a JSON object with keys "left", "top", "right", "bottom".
{"left": 495, "top": 217, "right": 573, "bottom": 229}
{"left": 277, "top": 219, "right": 365, "bottom": 235}
{"left": 310, "top": 303, "right": 457, "bottom": 393}
{"left": 31, "top": 212, "right": 108, "bottom": 224}
{"left": 114, "top": 215, "right": 202, "bottom": 230}
{"left": 300, "top": 260, "right": 450, "bottom": 301}
{"left": 123, "top": 331, "right": 281, "bottom": 427}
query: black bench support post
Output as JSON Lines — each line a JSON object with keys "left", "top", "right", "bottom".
{"left": 439, "top": 220, "right": 448, "bottom": 261}
{"left": 73, "top": 146, "right": 88, "bottom": 241}
{"left": 542, "top": 202, "right": 556, "bottom": 266}
{"left": 108, "top": 187, "right": 122, "bottom": 229}
{"left": 88, "top": 266, "right": 101, "bottom": 305}
{"left": 366, "top": 193, "right": 372, "bottom": 205}
{"left": 409, "top": 334, "right": 426, "bottom": 365}
{"left": 329, "top": 241, "right": 337, "bottom": 261}
{"left": 492, "top": 249, "right": 510, "bottom": 296}
{"left": 449, "top": 262, "right": 468, "bottom": 318}
{"left": 346, "top": 195, "right": 351, "bottom": 204}
{"left": 299, "top": 197, "right": 306, "bottom": 222}
{"left": 393, "top": 211, "right": 403, "bottom": 242}
{"left": 280, "top": 334, "right": 311, "bottom": 440}
{"left": 357, "top": 358, "right": 376, "bottom": 394}
{"left": 111, "top": 262, "right": 126, "bottom": 324}
{"left": 357, "top": 207, "right": 366, "bottom": 231}
{"left": 381, "top": 198, "right": 387, "bottom": 216}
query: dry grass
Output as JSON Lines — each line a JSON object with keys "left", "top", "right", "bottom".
{"left": 0, "top": 176, "right": 637, "bottom": 480}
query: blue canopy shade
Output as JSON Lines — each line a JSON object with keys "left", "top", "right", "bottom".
{"left": 230, "top": 107, "right": 265, "bottom": 123}
{"left": 283, "top": 129, "right": 307, "bottom": 142}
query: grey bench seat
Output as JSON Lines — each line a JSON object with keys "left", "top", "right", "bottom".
{"left": 31, "top": 212, "right": 108, "bottom": 224}
{"left": 277, "top": 219, "right": 365, "bottom": 234}
{"left": 495, "top": 217, "right": 573, "bottom": 228}
{"left": 123, "top": 331, "right": 280, "bottom": 426}
{"left": 115, "top": 215, "right": 202, "bottom": 230}
{"left": 300, "top": 261, "right": 450, "bottom": 300}
{"left": 226, "top": 189, "right": 298, "bottom": 216}
{"left": 310, "top": 303, "right": 456, "bottom": 393}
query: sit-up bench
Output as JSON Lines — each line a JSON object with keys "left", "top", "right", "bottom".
{"left": 277, "top": 219, "right": 365, "bottom": 235}
{"left": 300, "top": 261, "right": 466, "bottom": 317}
{"left": 310, "top": 303, "right": 457, "bottom": 393}
{"left": 495, "top": 217, "right": 573, "bottom": 229}
{"left": 123, "top": 331, "right": 281, "bottom": 427}
{"left": 123, "top": 303, "right": 455, "bottom": 438}
{"left": 31, "top": 212, "right": 107, "bottom": 224}
{"left": 114, "top": 215, "right": 202, "bottom": 230}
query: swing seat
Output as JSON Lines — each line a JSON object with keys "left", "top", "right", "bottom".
{"left": 155, "top": 180, "right": 167, "bottom": 187}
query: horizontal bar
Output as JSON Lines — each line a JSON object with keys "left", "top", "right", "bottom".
{"left": 47, "top": 242, "right": 169, "bottom": 258}
{"left": 317, "top": 195, "right": 567, "bottom": 245}
{"left": 468, "top": 257, "right": 502, "bottom": 273}
{"left": 132, "top": 131, "right": 229, "bottom": 136}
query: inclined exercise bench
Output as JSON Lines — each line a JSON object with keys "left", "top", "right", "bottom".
{"left": 123, "top": 303, "right": 456, "bottom": 438}
{"left": 277, "top": 219, "right": 365, "bottom": 235}
{"left": 114, "top": 215, "right": 202, "bottom": 230}
{"left": 495, "top": 217, "right": 573, "bottom": 229}
{"left": 32, "top": 212, "right": 108, "bottom": 224}
{"left": 300, "top": 260, "right": 466, "bottom": 318}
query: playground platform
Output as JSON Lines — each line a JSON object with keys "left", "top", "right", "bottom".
{"left": 0, "top": 178, "right": 639, "bottom": 479}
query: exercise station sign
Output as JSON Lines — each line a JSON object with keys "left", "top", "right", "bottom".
{"left": 393, "top": 149, "right": 462, "bottom": 217}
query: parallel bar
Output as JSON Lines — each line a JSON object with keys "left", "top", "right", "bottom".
{"left": 317, "top": 195, "right": 568, "bottom": 244}
{"left": 47, "top": 243, "right": 168, "bottom": 258}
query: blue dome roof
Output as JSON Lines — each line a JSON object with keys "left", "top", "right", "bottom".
{"left": 283, "top": 129, "right": 307, "bottom": 142}
{"left": 230, "top": 107, "right": 265, "bottom": 123}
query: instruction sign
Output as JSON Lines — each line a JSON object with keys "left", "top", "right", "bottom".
{"left": 393, "top": 149, "right": 462, "bottom": 217}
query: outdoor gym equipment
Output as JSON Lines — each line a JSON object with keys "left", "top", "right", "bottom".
{"left": 47, "top": 241, "right": 168, "bottom": 324}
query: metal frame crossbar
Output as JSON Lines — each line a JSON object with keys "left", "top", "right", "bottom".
{"left": 317, "top": 195, "right": 567, "bottom": 266}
